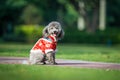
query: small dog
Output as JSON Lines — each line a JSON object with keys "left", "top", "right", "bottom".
{"left": 29, "top": 21, "right": 64, "bottom": 65}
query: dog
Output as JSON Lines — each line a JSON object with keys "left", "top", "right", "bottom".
{"left": 29, "top": 21, "right": 64, "bottom": 65}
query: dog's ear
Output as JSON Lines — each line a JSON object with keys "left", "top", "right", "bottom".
{"left": 42, "top": 26, "right": 49, "bottom": 37}
{"left": 58, "top": 29, "right": 65, "bottom": 40}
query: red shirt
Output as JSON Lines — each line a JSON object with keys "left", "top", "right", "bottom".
{"left": 31, "top": 35, "right": 57, "bottom": 54}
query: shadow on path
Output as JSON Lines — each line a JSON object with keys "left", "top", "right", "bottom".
{"left": 0, "top": 57, "right": 120, "bottom": 70}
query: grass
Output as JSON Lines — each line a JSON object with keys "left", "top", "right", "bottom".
{"left": 57, "top": 44, "right": 120, "bottom": 63}
{"left": 0, "top": 43, "right": 30, "bottom": 57}
{"left": 0, "top": 43, "right": 120, "bottom": 80}
{"left": 0, "top": 43, "right": 120, "bottom": 63}
{"left": 0, "top": 64, "right": 120, "bottom": 80}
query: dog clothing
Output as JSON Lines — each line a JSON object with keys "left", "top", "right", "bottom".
{"left": 31, "top": 34, "right": 57, "bottom": 54}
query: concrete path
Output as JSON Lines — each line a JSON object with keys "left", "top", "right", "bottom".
{"left": 0, "top": 57, "right": 120, "bottom": 70}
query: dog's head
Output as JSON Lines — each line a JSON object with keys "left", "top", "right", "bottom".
{"left": 43, "top": 21, "right": 64, "bottom": 40}
{"left": 47, "top": 21, "right": 61, "bottom": 35}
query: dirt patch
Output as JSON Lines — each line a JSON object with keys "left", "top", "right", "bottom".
{"left": 0, "top": 57, "right": 120, "bottom": 70}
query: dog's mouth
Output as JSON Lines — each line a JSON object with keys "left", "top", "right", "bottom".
{"left": 53, "top": 31, "right": 58, "bottom": 35}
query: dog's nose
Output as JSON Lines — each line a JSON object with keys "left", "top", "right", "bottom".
{"left": 54, "top": 31, "right": 58, "bottom": 34}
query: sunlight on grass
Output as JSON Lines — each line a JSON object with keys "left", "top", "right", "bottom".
{"left": 0, "top": 43, "right": 120, "bottom": 63}
{"left": 0, "top": 64, "right": 120, "bottom": 80}
{"left": 57, "top": 44, "right": 120, "bottom": 63}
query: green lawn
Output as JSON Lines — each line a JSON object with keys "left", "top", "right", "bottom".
{"left": 57, "top": 44, "right": 120, "bottom": 63}
{"left": 0, "top": 64, "right": 120, "bottom": 80}
{"left": 0, "top": 43, "right": 120, "bottom": 80}
{"left": 0, "top": 43, "right": 120, "bottom": 63}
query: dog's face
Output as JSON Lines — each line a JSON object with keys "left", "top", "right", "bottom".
{"left": 43, "top": 21, "right": 64, "bottom": 40}
{"left": 47, "top": 22, "right": 61, "bottom": 36}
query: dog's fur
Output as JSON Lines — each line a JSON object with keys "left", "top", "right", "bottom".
{"left": 29, "top": 21, "right": 64, "bottom": 65}
{"left": 43, "top": 21, "right": 64, "bottom": 40}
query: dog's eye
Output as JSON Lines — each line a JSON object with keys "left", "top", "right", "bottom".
{"left": 56, "top": 27, "right": 58, "bottom": 29}
{"left": 51, "top": 27, "right": 53, "bottom": 29}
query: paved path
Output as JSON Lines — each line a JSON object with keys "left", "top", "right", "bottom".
{"left": 0, "top": 57, "right": 120, "bottom": 70}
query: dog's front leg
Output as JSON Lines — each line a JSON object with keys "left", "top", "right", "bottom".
{"left": 46, "top": 51, "right": 57, "bottom": 65}
{"left": 53, "top": 52, "right": 57, "bottom": 64}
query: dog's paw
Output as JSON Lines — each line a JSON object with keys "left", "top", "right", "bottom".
{"left": 54, "top": 62, "right": 58, "bottom": 65}
{"left": 38, "top": 62, "right": 46, "bottom": 65}
{"left": 49, "top": 62, "right": 58, "bottom": 65}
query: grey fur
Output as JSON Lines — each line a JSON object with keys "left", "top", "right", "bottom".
{"left": 29, "top": 21, "right": 64, "bottom": 65}
{"left": 43, "top": 21, "right": 64, "bottom": 40}
{"left": 43, "top": 21, "right": 64, "bottom": 64}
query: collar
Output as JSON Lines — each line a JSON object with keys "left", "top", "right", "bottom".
{"left": 48, "top": 34, "right": 57, "bottom": 42}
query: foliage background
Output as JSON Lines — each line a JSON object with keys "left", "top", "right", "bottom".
{"left": 0, "top": 0, "right": 120, "bottom": 44}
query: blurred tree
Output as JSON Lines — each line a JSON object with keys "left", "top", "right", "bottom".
{"left": 0, "top": 0, "right": 27, "bottom": 35}
{"left": 0, "top": 0, "right": 7, "bottom": 36}
{"left": 58, "top": 0, "right": 78, "bottom": 27}
{"left": 58, "top": 0, "right": 99, "bottom": 33}
{"left": 26, "top": 0, "right": 60, "bottom": 24}
{"left": 77, "top": 1, "right": 85, "bottom": 31}
{"left": 6, "top": 0, "right": 27, "bottom": 8}
{"left": 21, "top": 4, "right": 43, "bottom": 25}
{"left": 78, "top": 0, "right": 99, "bottom": 33}
{"left": 1, "top": 0, "right": 120, "bottom": 37}
{"left": 107, "top": 0, "right": 120, "bottom": 28}
{"left": 99, "top": 0, "right": 106, "bottom": 31}
{"left": 64, "top": 3, "right": 78, "bottom": 27}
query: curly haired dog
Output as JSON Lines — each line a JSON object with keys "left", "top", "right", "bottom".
{"left": 29, "top": 21, "right": 64, "bottom": 65}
